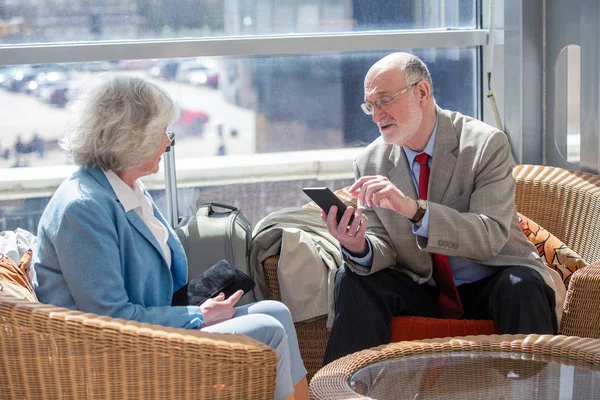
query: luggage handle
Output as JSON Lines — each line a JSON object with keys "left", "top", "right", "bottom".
{"left": 164, "top": 131, "right": 179, "bottom": 227}
{"left": 197, "top": 202, "right": 239, "bottom": 217}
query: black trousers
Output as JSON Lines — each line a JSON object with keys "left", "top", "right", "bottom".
{"left": 322, "top": 265, "right": 557, "bottom": 365}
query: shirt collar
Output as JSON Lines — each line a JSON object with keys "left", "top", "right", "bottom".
{"left": 103, "top": 170, "right": 146, "bottom": 213}
{"left": 403, "top": 112, "right": 439, "bottom": 166}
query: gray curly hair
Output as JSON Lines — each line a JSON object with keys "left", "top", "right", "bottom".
{"left": 60, "top": 74, "right": 179, "bottom": 171}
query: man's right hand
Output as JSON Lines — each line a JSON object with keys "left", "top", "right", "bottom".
{"left": 199, "top": 289, "right": 244, "bottom": 328}
{"left": 321, "top": 205, "right": 368, "bottom": 255}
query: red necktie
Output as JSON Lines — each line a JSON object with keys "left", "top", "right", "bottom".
{"left": 415, "top": 153, "right": 464, "bottom": 319}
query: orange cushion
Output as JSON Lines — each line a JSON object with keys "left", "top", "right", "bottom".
{"left": 390, "top": 316, "right": 498, "bottom": 342}
{"left": 517, "top": 212, "right": 588, "bottom": 288}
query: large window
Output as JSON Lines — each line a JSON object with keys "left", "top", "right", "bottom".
{"left": 0, "top": 47, "right": 477, "bottom": 168}
{"left": 1, "top": 0, "right": 477, "bottom": 44}
{"left": 0, "top": 0, "right": 484, "bottom": 232}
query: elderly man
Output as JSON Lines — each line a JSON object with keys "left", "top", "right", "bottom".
{"left": 321, "top": 52, "right": 565, "bottom": 364}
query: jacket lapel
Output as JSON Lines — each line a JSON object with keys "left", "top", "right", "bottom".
{"left": 152, "top": 200, "right": 188, "bottom": 289}
{"left": 123, "top": 211, "right": 167, "bottom": 260}
{"left": 86, "top": 166, "right": 171, "bottom": 270}
{"left": 387, "top": 145, "right": 418, "bottom": 199}
{"left": 428, "top": 107, "right": 458, "bottom": 204}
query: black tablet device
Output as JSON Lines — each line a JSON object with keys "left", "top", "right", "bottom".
{"left": 303, "top": 187, "right": 354, "bottom": 225}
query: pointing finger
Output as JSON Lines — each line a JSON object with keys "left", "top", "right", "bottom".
{"left": 226, "top": 290, "right": 244, "bottom": 305}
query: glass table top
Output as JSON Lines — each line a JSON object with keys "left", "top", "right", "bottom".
{"left": 349, "top": 351, "right": 600, "bottom": 399}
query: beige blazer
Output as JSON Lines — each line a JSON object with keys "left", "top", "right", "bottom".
{"left": 344, "top": 106, "right": 565, "bottom": 323}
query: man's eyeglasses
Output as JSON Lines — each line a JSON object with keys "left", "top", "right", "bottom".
{"left": 361, "top": 82, "right": 418, "bottom": 115}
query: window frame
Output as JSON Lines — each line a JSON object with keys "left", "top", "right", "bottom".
{"left": 0, "top": 30, "right": 486, "bottom": 66}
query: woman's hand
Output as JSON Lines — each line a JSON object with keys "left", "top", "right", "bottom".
{"left": 199, "top": 289, "right": 244, "bottom": 328}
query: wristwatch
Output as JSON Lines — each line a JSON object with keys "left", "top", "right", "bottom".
{"left": 408, "top": 199, "right": 427, "bottom": 224}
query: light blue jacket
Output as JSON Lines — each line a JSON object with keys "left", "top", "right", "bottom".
{"left": 34, "top": 166, "right": 204, "bottom": 329}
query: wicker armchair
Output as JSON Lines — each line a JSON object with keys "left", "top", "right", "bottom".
{"left": 263, "top": 164, "right": 600, "bottom": 379}
{"left": 0, "top": 295, "right": 277, "bottom": 400}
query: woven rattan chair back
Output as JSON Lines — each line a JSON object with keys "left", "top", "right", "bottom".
{"left": 0, "top": 295, "right": 277, "bottom": 400}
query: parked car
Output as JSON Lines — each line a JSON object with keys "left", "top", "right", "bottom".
{"left": 148, "top": 60, "right": 181, "bottom": 81}
{"left": 175, "top": 60, "right": 219, "bottom": 89}
{"left": 6, "top": 65, "right": 69, "bottom": 93}
{"left": 0, "top": 67, "right": 16, "bottom": 89}
{"left": 171, "top": 106, "right": 209, "bottom": 136}
{"left": 43, "top": 85, "right": 71, "bottom": 107}
{"left": 29, "top": 70, "right": 70, "bottom": 96}
{"left": 6, "top": 67, "right": 37, "bottom": 92}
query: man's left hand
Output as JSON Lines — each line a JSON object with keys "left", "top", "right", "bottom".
{"left": 349, "top": 175, "right": 417, "bottom": 218}
{"left": 321, "top": 206, "right": 368, "bottom": 255}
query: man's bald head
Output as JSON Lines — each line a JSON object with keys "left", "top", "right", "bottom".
{"left": 365, "top": 52, "right": 433, "bottom": 94}
{"left": 362, "top": 52, "right": 437, "bottom": 151}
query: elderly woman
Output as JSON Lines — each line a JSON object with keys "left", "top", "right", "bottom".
{"left": 33, "top": 74, "right": 308, "bottom": 400}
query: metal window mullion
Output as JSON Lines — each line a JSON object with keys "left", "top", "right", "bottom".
{"left": 0, "top": 29, "right": 487, "bottom": 66}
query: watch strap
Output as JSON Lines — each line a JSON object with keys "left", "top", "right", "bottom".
{"left": 408, "top": 199, "right": 427, "bottom": 224}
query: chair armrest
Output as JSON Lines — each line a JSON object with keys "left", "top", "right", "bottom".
{"left": 0, "top": 296, "right": 277, "bottom": 399}
{"left": 264, "top": 255, "right": 283, "bottom": 301}
{"left": 559, "top": 261, "right": 600, "bottom": 338}
{"left": 513, "top": 165, "right": 600, "bottom": 263}
{"left": 263, "top": 254, "right": 330, "bottom": 380}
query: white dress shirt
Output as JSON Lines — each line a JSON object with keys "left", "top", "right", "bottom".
{"left": 103, "top": 170, "right": 172, "bottom": 269}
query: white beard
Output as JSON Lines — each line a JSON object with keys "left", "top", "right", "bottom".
{"left": 381, "top": 98, "right": 423, "bottom": 147}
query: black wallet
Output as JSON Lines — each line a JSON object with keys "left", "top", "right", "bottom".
{"left": 172, "top": 260, "right": 255, "bottom": 306}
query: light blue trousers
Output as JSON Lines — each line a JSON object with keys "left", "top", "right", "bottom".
{"left": 201, "top": 300, "right": 307, "bottom": 400}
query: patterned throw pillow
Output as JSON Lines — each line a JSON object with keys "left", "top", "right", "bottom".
{"left": 0, "top": 250, "right": 38, "bottom": 303}
{"left": 517, "top": 212, "right": 588, "bottom": 289}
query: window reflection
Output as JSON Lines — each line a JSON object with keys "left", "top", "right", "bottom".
{"left": 554, "top": 44, "right": 581, "bottom": 164}
{"left": 0, "top": 0, "right": 477, "bottom": 45}
{"left": 0, "top": 48, "right": 476, "bottom": 168}
{"left": 566, "top": 45, "right": 580, "bottom": 164}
